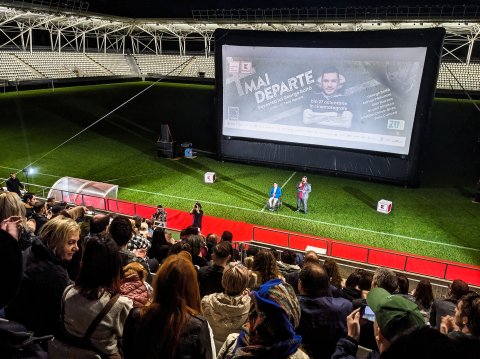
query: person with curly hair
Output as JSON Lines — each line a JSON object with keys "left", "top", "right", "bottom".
{"left": 323, "top": 257, "right": 343, "bottom": 293}
{"left": 251, "top": 249, "right": 281, "bottom": 289}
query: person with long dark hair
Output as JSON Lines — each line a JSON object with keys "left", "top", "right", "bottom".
{"left": 51, "top": 234, "right": 133, "bottom": 357}
{"left": 123, "top": 253, "right": 215, "bottom": 359}
{"left": 412, "top": 279, "right": 435, "bottom": 324}
{"left": 323, "top": 257, "right": 343, "bottom": 290}
{"left": 147, "top": 227, "right": 171, "bottom": 263}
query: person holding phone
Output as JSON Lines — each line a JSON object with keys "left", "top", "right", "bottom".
{"left": 333, "top": 287, "right": 425, "bottom": 358}
{"left": 190, "top": 202, "right": 203, "bottom": 230}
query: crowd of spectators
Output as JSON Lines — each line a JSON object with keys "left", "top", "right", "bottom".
{"left": 0, "top": 189, "right": 479, "bottom": 358}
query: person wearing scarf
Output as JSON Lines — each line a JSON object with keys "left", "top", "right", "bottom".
{"left": 217, "top": 278, "right": 309, "bottom": 359}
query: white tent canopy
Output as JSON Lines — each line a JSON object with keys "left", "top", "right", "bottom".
{"left": 48, "top": 177, "right": 118, "bottom": 210}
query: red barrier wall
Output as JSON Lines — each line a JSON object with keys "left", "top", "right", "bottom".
{"left": 289, "top": 235, "right": 329, "bottom": 252}
{"left": 94, "top": 198, "right": 480, "bottom": 286}
{"left": 331, "top": 242, "right": 369, "bottom": 262}
{"left": 367, "top": 250, "right": 407, "bottom": 270}
{"left": 405, "top": 257, "right": 447, "bottom": 278}
{"left": 253, "top": 228, "right": 289, "bottom": 247}
{"left": 445, "top": 265, "right": 480, "bottom": 287}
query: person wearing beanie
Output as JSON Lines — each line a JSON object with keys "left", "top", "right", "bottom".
{"left": 217, "top": 278, "right": 308, "bottom": 359}
{"left": 332, "top": 287, "right": 425, "bottom": 358}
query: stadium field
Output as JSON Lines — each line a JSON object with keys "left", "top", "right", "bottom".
{"left": 1, "top": 82, "right": 479, "bottom": 266}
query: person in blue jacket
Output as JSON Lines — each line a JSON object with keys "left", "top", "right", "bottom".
{"left": 268, "top": 182, "right": 282, "bottom": 211}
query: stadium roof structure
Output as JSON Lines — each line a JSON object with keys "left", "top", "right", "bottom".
{"left": 0, "top": 2, "right": 478, "bottom": 62}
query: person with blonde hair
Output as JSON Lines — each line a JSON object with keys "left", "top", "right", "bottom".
{"left": 6, "top": 215, "right": 80, "bottom": 336}
{"left": 0, "top": 191, "right": 34, "bottom": 250}
{"left": 0, "top": 191, "right": 26, "bottom": 220}
{"left": 123, "top": 253, "right": 215, "bottom": 359}
{"left": 202, "top": 262, "right": 251, "bottom": 352}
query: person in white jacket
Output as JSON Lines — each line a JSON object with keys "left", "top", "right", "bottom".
{"left": 201, "top": 262, "right": 251, "bottom": 353}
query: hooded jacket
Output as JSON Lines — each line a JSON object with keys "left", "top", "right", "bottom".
{"left": 201, "top": 292, "right": 251, "bottom": 352}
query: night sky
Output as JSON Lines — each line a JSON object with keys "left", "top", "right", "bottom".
{"left": 87, "top": 1, "right": 478, "bottom": 18}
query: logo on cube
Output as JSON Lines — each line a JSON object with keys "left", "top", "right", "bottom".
{"left": 377, "top": 199, "right": 392, "bottom": 214}
{"left": 204, "top": 172, "right": 216, "bottom": 183}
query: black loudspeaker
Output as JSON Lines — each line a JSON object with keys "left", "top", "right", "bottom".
{"left": 157, "top": 141, "right": 175, "bottom": 158}
{"left": 160, "top": 124, "right": 171, "bottom": 142}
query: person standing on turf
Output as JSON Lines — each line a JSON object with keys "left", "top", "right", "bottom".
{"left": 190, "top": 202, "right": 204, "bottom": 231}
{"left": 296, "top": 176, "right": 311, "bottom": 214}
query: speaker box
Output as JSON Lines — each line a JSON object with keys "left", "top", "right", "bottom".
{"left": 157, "top": 141, "right": 175, "bottom": 158}
{"left": 160, "top": 124, "right": 171, "bottom": 142}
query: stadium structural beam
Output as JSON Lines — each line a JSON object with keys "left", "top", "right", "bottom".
{"left": 0, "top": 5, "right": 479, "bottom": 60}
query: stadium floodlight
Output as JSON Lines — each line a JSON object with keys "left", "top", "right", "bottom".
{"left": 22, "top": 166, "right": 36, "bottom": 191}
{"left": 22, "top": 167, "right": 36, "bottom": 175}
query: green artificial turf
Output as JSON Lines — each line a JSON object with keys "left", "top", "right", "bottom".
{"left": 1, "top": 82, "right": 479, "bottom": 266}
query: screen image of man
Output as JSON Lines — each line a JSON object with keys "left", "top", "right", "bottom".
{"left": 267, "top": 182, "right": 282, "bottom": 211}
{"left": 303, "top": 67, "right": 353, "bottom": 129}
{"left": 296, "top": 176, "right": 311, "bottom": 214}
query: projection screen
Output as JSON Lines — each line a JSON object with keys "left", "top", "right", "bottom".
{"left": 215, "top": 28, "right": 445, "bottom": 186}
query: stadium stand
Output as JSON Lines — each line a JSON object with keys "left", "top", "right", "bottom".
{"left": 182, "top": 56, "right": 215, "bottom": 78}
{"left": 2, "top": 49, "right": 480, "bottom": 89}
{"left": 0, "top": 52, "right": 40, "bottom": 81}
{"left": 437, "top": 61, "right": 480, "bottom": 91}
{"left": 86, "top": 53, "right": 133, "bottom": 76}
{"left": 15, "top": 51, "right": 112, "bottom": 79}
{"left": 134, "top": 54, "right": 194, "bottom": 76}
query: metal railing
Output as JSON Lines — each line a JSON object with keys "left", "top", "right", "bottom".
{"left": 241, "top": 240, "right": 454, "bottom": 298}
{"left": 251, "top": 225, "right": 480, "bottom": 288}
